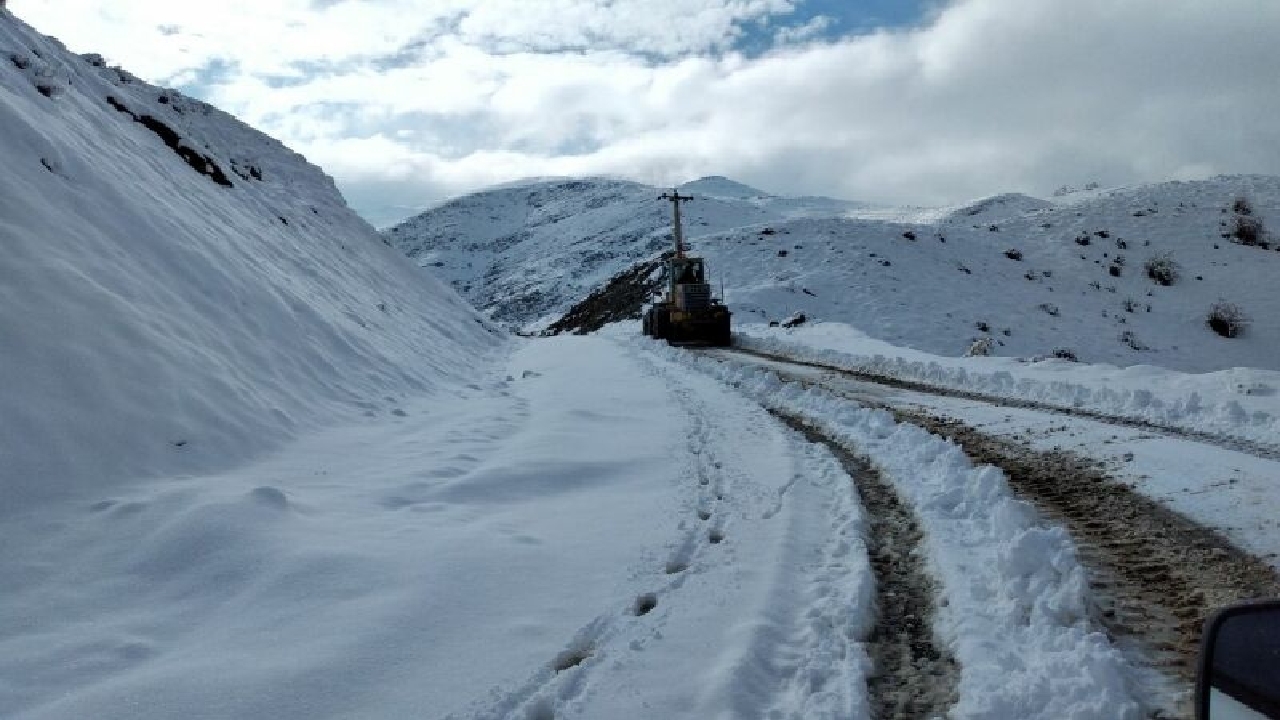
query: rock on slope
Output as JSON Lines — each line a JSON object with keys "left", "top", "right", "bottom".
{"left": 0, "top": 11, "right": 502, "bottom": 511}
{"left": 388, "top": 172, "right": 1280, "bottom": 373}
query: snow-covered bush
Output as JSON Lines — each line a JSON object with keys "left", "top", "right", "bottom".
{"left": 1228, "top": 195, "right": 1270, "bottom": 248}
{"left": 1231, "top": 215, "right": 1268, "bottom": 248}
{"left": 1144, "top": 253, "right": 1180, "bottom": 286}
{"left": 1207, "top": 302, "right": 1249, "bottom": 338}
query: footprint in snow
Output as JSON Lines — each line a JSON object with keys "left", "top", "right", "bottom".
{"left": 633, "top": 593, "right": 658, "bottom": 616}
{"left": 247, "top": 486, "right": 288, "bottom": 510}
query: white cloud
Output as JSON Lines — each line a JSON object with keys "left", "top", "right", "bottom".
{"left": 774, "top": 14, "right": 832, "bottom": 45}
{"left": 14, "top": 0, "right": 1280, "bottom": 225}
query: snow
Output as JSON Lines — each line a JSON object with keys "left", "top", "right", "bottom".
{"left": 677, "top": 175, "right": 771, "bottom": 200}
{"left": 0, "top": 12, "right": 501, "bottom": 515}
{"left": 383, "top": 176, "right": 841, "bottom": 329}
{"left": 730, "top": 349, "right": 1280, "bottom": 573}
{"left": 736, "top": 322, "right": 1280, "bottom": 447}
{"left": 5, "top": 9, "right": 1277, "bottom": 719}
{"left": 640, "top": 329, "right": 1153, "bottom": 718}
{"left": 941, "top": 192, "right": 1057, "bottom": 223}
{"left": 391, "top": 172, "right": 1280, "bottom": 374}
{"left": 1, "top": 335, "right": 880, "bottom": 720}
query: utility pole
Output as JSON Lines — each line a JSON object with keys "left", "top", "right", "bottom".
{"left": 659, "top": 190, "right": 693, "bottom": 258}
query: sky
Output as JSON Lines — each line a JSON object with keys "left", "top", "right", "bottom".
{"left": 13, "top": 0, "right": 1280, "bottom": 227}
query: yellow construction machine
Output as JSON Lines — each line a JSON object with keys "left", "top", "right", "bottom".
{"left": 641, "top": 191, "right": 732, "bottom": 346}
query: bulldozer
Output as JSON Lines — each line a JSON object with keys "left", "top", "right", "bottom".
{"left": 642, "top": 191, "right": 732, "bottom": 346}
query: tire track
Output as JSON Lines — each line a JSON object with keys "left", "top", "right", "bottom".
{"left": 719, "top": 347, "right": 1280, "bottom": 461}
{"left": 744, "top": 352, "right": 1280, "bottom": 718}
{"left": 772, "top": 410, "right": 959, "bottom": 720}
{"left": 885, "top": 409, "right": 1280, "bottom": 719}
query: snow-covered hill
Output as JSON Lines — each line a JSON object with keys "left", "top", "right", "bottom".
{"left": 387, "top": 174, "right": 1280, "bottom": 372}
{"left": 384, "top": 176, "right": 869, "bottom": 327}
{"left": 0, "top": 12, "right": 502, "bottom": 513}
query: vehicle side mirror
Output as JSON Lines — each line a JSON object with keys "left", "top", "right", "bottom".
{"left": 1198, "top": 600, "right": 1280, "bottom": 719}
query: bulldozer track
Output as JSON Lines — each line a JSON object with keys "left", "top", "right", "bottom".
{"left": 729, "top": 351, "right": 1280, "bottom": 718}
{"left": 723, "top": 347, "right": 1280, "bottom": 462}
{"left": 773, "top": 410, "right": 960, "bottom": 720}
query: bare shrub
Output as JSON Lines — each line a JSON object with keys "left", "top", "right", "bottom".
{"left": 1231, "top": 215, "right": 1269, "bottom": 248}
{"left": 1120, "top": 330, "right": 1147, "bottom": 351}
{"left": 1144, "top": 253, "right": 1180, "bottom": 286}
{"left": 1229, "top": 195, "right": 1270, "bottom": 248}
{"left": 1207, "top": 302, "right": 1249, "bottom": 338}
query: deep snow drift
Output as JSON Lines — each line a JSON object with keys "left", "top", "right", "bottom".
{"left": 0, "top": 12, "right": 502, "bottom": 513}
{"left": 387, "top": 174, "right": 1280, "bottom": 373}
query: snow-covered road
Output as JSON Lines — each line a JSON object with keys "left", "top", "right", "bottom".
{"left": 2, "top": 337, "right": 872, "bottom": 720}
{"left": 10, "top": 333, "right": 1275, "bottom": 719}
{"left": 693, "top": 341, "right": 1280, "bottom": 718}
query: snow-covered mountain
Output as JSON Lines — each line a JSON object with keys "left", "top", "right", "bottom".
{"left": 387, "top": 174, "right": 1280, "bottom": 372}
{"left": 0, "top": 12, "right": 502, "bottom": 512}
{"left": 383, "top": 176, "right": 865, "bottom": 328}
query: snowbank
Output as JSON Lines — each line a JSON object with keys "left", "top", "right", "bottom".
{"left": 0, "top": 12, "right": 503, "bottom": 513}
{"left": 738, "top": 322, "right": 1280, "bottom": 448}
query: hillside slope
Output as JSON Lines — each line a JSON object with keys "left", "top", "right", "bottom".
{"left": 387, "top": 174, "right": 1280, "bottom": 372}
{"left": 0, "top": 12, "right": 502, "bottom": 512}
{"left": 385, "top": 176, "right": 863, "bottom": 327}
